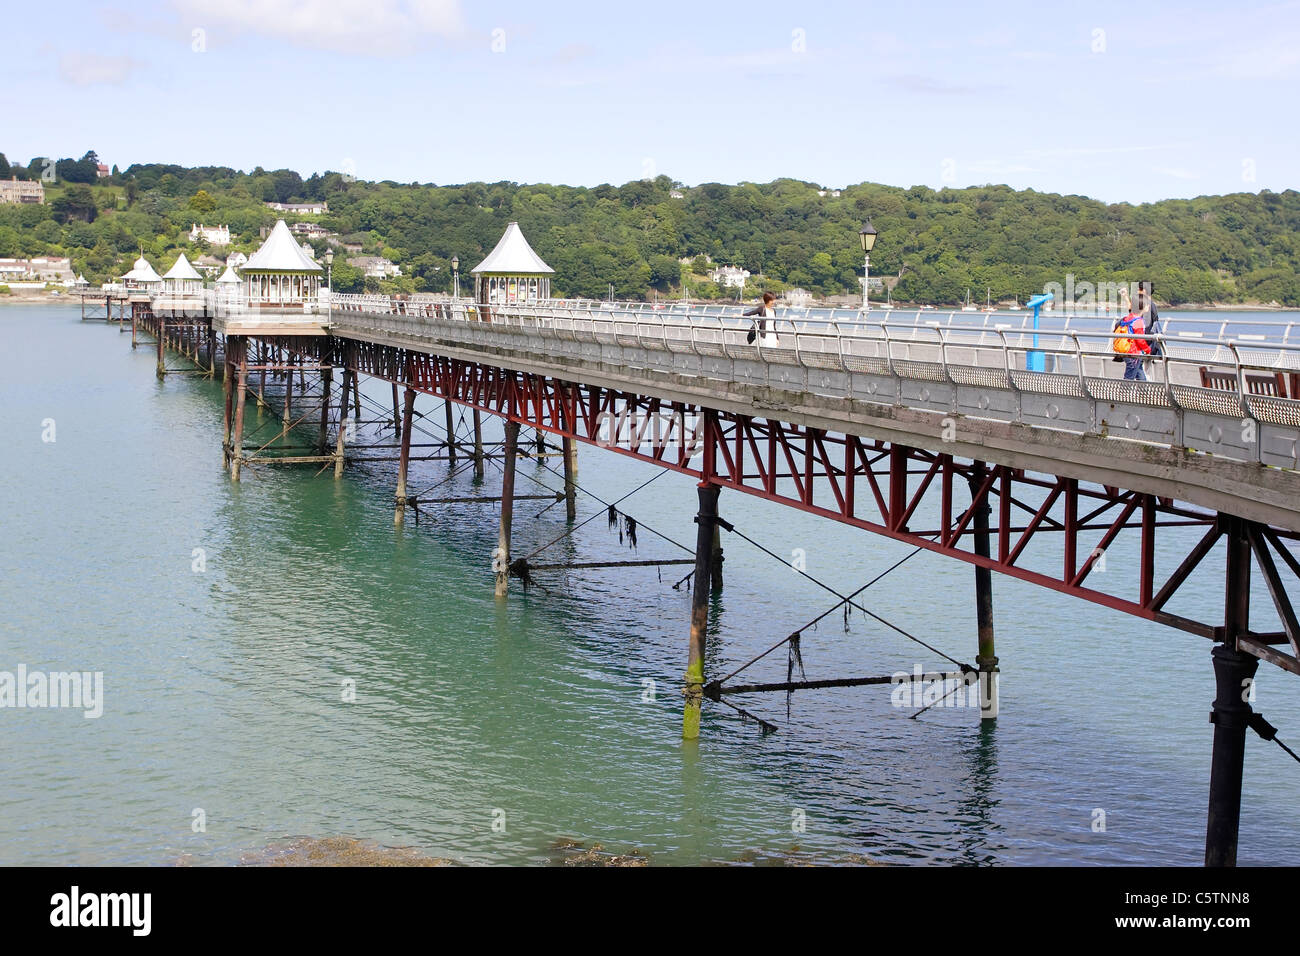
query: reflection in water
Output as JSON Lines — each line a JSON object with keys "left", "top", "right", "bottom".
{"left": 954, "top": 721, "right": 1001, "bottom": 865}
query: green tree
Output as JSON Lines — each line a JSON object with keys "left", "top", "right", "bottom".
{"left": 52, "top": 185, "right": 98, "bottom": 224}
{"left": 189, "top": 189, "right": 217, "bottom": 215}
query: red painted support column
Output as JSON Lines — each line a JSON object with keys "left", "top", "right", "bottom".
{"left": 318, "top": 365, "right": 333, "bottom": 455}
{"left": 155, "top": 316, "right": 165, "bottom": 379}
{"left": 494, "top": 421, "right": 520, "bottom": 598}
{"left": 889, "top": 444, "right": 907, "bottom": 530}
{"left": 445, "top": 399, "right": 457, "bottom": 465}
{"left": 970, "top": 464, "right": 999, "bottom": 720}
{"left": 230, "top": 338, "right": 248, "bottom": 482}
{"left": 1205, "top": 517, "right": 1259, "bottom": 867}
{"left": 394, "top": 387, "right": 416, "bottom": 526}
{"left": 683, "top": 482, "right": 722, "bottom": 740}
{"left": 334, "top": 368, "right": 352, "bottom": 480}
{"left": 472, "top": 410, "right": 485, "bottom": 481}
{"left": 222, "top": 348, "right": 234, "bottom": 469}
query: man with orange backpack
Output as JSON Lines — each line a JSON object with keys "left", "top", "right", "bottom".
{"left": 1113, "top": 288, "right": 1151, "bottom": 381}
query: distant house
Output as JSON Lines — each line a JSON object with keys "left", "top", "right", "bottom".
{"left": 708, "top": 265, "right": 750, "bottom": 288}
{"left": 347, "top": 255, "right": 402, "bottom": 279}
{"left": 784, "top": 288, "right": 814, "bottom": 308}
{"left": 265, "top": 200, "right": 328, "bottom": 215}
{"left": 290, "top": 222, "right": 331, "bottom": 239}
{"left": 669, "top": 189, "right": 684, "bottom": 199}
{"left": 226, "top": 252, "right": 249, "bottom": 269}
{"left": 0, "top": 259, "right": 29, "bottom": 280}
{"left": 0, "top": 177, "right": 45, "bottom": 204}
{"left": 96, "top": 164, "right": 110, "bottom": 178}
{"left": 0, "top": 256, "right": 75, "bottom": 282}
{"left": 817, "top": 188, "right": 842, "bottom": 198}
{"left": 189, "top": 223, "right": 231, "bottom": 245}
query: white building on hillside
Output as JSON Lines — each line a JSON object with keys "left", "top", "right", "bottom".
{"left": 709, "top": 265, "right": 750, "bottom": 289}
{"left": 347, "top": 256, "right": 402, "bottom": 279}
{"left": 265, "top": 200, "right": 328, "bottom": 214}
{"left": 784, "top": 287, "right": 814, "bottom": 308}
{"left": 189, "top": 223, "right": 231, "bottom": 245}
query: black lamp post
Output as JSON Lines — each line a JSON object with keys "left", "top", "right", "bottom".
{"left": 451, "top": 255, "right": 459, "bottom": 299}
{"left": 859, "top": 219, "right": 877, "bottom": 311}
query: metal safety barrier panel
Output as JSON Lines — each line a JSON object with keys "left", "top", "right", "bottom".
{"left": 325, "top": 295, "right": 1300, "bottom": 473}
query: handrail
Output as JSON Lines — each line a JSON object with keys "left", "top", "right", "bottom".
{"left": 320, "top": 294, "right": 1300, "bottom": 418}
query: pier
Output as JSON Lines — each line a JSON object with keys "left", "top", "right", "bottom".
{"left": 86, "top": 227, "right": 1300, "bottom": 868}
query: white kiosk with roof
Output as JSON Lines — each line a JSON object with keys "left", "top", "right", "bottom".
{"left": 162, "top": 253, "right": 203, "bottom": 296}
{"left": 471, "top": 221, "right": 554, "bottom": 305}
{"left": 240, "top": 219, "right": 323, "bottom": 308}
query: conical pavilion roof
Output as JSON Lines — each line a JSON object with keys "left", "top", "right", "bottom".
{"left": 471, "top": 222, "right": 553, "bottom": 275}
{"left": 121, "top": 256, "right": 163, "bottom": 283}
{"left": 163, "top": 252, "right": 202, "bottom": 281}
{"left": 242, "top": 220, "right": 323, "bottom": 273}
{"left": 216, "top": 265, "right": 241, "bottom": 284}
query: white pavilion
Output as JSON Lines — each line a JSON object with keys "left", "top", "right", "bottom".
{"left": 120, "top": 255, "right": 163, "bottom": 292}
{"left": 240, "top": 219, "right": 323, "bottom": 306}
{"left": 162, "top": 253, "right": 203, "bottom": 296}
{"left": 215, "top": 263, "right": 241, "bottom": 303}
{"left": 472, "top": 222, "right": 554, "bottom": 305}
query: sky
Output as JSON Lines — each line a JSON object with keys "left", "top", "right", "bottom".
{"left": 1, "top": 0, "right": 1297, "bottom": 204}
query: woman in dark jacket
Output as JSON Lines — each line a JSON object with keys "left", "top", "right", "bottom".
{"left": 744, "top": 292, "right": 779, "bottom": 346}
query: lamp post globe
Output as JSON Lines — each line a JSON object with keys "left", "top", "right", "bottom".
{"left": 859, "top": 219, "right": 877, "bottom": 311}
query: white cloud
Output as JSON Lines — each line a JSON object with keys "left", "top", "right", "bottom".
{"left": 172, "top": 0, "right": 464, "bottom": 55}
{"left": 58, "top": 52, "right": 140, "bottom": 86}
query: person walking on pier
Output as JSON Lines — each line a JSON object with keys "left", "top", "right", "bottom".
{"left": 744, "top": 292, "right": 780, "bottom": 347}
{"left": 1113, "top": 288, "right": 1151, "bottom": 381}
{"left": 1137, "top": 280, "right": 1163, "bottom": 375}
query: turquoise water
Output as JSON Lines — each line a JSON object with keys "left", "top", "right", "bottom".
{"left": 1, "top": 305, "right": 1297, "bottom": 865}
